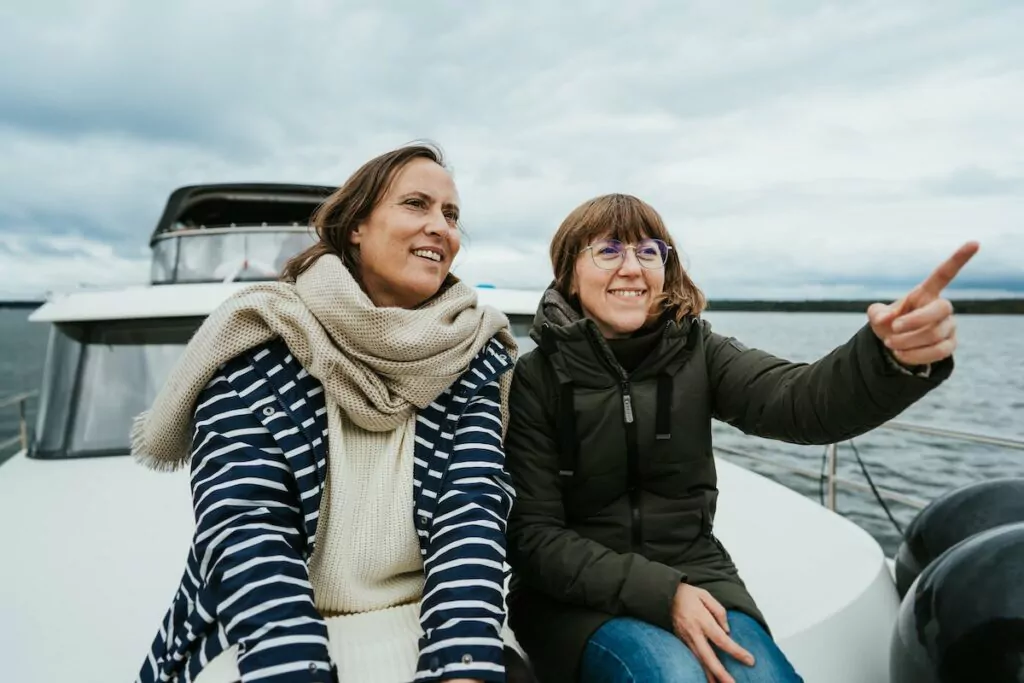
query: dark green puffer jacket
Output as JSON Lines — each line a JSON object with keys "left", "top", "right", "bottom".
{"left": 505, "top": 290, "right": 952, "bottom": 683}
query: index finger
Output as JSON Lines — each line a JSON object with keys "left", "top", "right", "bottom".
{"left": 919, "top": 241, "right": 980, "bottom": 298}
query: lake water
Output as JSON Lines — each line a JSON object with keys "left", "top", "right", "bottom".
{"left": 1, "top": 307, "right": 1021, "bottom": 554}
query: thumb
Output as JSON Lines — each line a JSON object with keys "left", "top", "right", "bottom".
{"left": 867, "top": 302, "right": 895, "bottom": 327}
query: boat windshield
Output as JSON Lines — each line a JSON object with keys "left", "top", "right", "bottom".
{"left": 151, "top": 229, "right": 317, "bottom": 284}
{"left": 32, "top": 314, "right": 535, "bottom": 459}
{"left": 33, "top": 318, "right": 203, "bottom": 459}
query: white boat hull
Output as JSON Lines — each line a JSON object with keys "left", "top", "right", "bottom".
{"left": 0, "top": 450, "right": 900, "bottom": 682}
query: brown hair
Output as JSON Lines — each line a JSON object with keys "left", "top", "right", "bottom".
{"left": 281, "top": 142, "right": 449, "bottom": 282}
{"left": 549, "top": 193, "right": 706, "bottom": 320}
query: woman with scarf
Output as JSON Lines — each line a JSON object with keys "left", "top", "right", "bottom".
{"left": 133, "top": 143, "right": 532, "bottom": 683}
{"left": 504, "top": 193, "right": 976, "bottom": 683}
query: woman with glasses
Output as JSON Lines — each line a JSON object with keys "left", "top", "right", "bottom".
{"left": 502, "top": 193, "right": 971, "bottom": 683}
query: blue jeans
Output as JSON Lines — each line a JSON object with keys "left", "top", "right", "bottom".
{"left": 581, "top": 611, "right": 803, "bottom": 683}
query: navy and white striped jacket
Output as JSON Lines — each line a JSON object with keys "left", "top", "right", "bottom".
{"left": 138, "top": 336, "right": 515, "bottom": 683}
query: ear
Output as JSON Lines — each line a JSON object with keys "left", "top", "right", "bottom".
{"left": 349, "top": 224, "right": 364, "bottom": 245}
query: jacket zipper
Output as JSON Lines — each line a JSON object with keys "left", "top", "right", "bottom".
{"left": 622, "top": 380, "right": 642, "bottom": 552}
{"left": 583, "top": 323, "right": 644, "bottom": 554}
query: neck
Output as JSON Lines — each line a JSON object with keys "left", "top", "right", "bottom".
{"left": 361, "top": 279, "right": 421, "bottom": 310}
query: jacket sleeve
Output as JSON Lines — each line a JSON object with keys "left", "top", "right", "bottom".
{"left": 416, "top": 376, "right": 516, "bottom": 682}
{"left": 705, "top": 321, "right": 953, "bottom": 445}
{"left": 504, "top": 359, "right": 683, "bottom": 633}
{"left": 189, "top": 367, "right": 334, "bottom": 682}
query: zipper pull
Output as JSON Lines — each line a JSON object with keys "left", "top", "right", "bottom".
{"left": 622, "top": 383, "right": 634, "bottom": 423}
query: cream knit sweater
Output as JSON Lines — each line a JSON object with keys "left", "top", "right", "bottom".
{"left": 196, "top": 413, "right": 427, "bottom": 683}
{"left": 309, "top": 410, "right": 424, "bottom": 615}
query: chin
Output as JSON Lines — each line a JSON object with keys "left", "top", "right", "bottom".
{"left": 407, "top": 274, "right": 448, "bottom": 302}
{"left": 609, "top": 316, "right": 647, "bottom": 336}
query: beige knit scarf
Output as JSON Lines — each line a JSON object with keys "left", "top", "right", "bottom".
{"left": 132, "top": 255, "right": 517, "bottom": 472}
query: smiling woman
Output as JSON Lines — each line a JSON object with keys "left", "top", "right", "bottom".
{"left": 347, "top": 159, "right": 462, "bottom": 308}
{"left": 504, "top": 193, "right": 971, "bottom": 683}
{"left": 547, "top": 193, "right": 706, "bottom": 337}
{"left": 134, "top": 142, "right": 534, "bottom": 683}
{"left": 281, "top": 145, "right": 462, "bottom": 309}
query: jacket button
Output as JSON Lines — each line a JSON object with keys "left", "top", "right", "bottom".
{"left": 262, "top": 406, "right": 276, "bottom": 417}
{"left": 429, "top": 656, "right": 441, "bottom": 670}
{"left": 419, "top": 514, "right": 429, "bottom": 526}
{"left": 308, "top": 662, "right": 318, "bottom": 674}
{"left": 461, "top": 654, "right": 473, "bottom": 665}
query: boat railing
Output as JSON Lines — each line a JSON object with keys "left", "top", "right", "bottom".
{"left": 0, "top": 390, "right": 37, "bottom": 455}
{"left": 716, "top": 420, "right": 1024, "bottom": 512}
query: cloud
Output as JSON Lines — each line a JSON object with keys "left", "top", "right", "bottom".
{"left": 1, "top": 1, "right": 1022, "bottom": 299}
{"left": 922, "top": 167, "right": 1024, "bottom": 197}
{"left": 0, "top": 233, "right": 148, "bottom": 297}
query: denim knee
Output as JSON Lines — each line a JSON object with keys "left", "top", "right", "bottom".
{"left": 723, "top": 611, "right": 804, "bottom": 683}
{"left": 581, "top": 617, "right": 705, "bottom": 683}
{"left": 581, "top": 612, "right": 802, "bottom": 683}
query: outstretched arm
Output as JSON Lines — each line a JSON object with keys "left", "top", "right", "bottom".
{"left": 707, "top": 242, "right": 977, "bottom": 445}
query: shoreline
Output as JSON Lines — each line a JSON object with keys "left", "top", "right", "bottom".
{"left": 3, "top": 298, "right": 1024, "bottom": 314}
{"left": 704, "top": 299, "right": 1024, "bottom": 314}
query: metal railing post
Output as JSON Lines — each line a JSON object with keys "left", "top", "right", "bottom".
{"left": 0, "top": 391, "right": 39, "bottom": 455}
{"left": 826, "top": 443, "right": 838, "bottom": 511}
{"left": 18, "top": 397, "right": 28, "bottom": 451}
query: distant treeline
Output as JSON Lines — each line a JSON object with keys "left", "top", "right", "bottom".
{"left": 706, "top": 299, "right": 1024, "bottom": 314}
{"left": 3, "top": 298, "right": 1023, "bottom": 314}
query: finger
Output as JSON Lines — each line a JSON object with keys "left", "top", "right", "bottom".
{"left": 682, "top": 636, "right": 716, "bottom": 683}
{"left": 868, "top": 301, "right": 900, "bottom": 328}
{"left": 892, "top": 337, "right": 957, "bottom": 366}
{"left": 704, "top": 619, "right": 755, "bottom": 667}
{"left": 891, "top": 298, "right": 954, "bottom": 334}
{"left": 698, "top": 590, "right": 730, "bottom": 633}
{"left": 690, "top": 634, "right": 735, "bottom": 683}
{"left": 918, "top": 241, "right": 980, "bottom": 299}
{"left": 890, "top": 292, "right": 916, "bottom": 318}
{"left": 868, "top": 287, "right": 921, "bottom": 328}
{"left": 886, "top": 317, "right": 955, "bottom": 351}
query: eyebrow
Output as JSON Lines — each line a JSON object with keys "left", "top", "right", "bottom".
{"left": 398, "top": 190, "right": 459, "bottom": 215}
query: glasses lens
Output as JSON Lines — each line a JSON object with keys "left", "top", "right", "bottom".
{"left": 591, "top": 240, "right": 624, "bottom": 269}
{"left": 636, "top": 239, "right": 669, "bottom": 268}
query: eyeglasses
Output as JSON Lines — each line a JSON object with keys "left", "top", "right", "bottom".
{"left": 581, "top": 238, "right": 672, "bottom": 270}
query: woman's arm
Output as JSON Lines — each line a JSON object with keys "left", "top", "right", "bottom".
{"left": 417, "top": 377, "right": 515, "bottom": 683}
{"left": 188, "top": 367, "right": 334, "bottom": 681}
{"left": 704, "top": 321, "right": 952, "bottom": 445}
{"left": 706, "top": 243, "right": 979, "bottom": 446}
{"left": 504, "top": 357, "right": 684, "bottom": 634}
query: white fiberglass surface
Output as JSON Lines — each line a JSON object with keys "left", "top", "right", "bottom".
{"left": 0, "top": 452, "right": 897, "bottom": 683}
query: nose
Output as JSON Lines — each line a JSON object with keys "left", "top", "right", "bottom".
{"left": 617, "top": 247, "right": 642, "bottom": 276}
{"left": 423, "top": 207, "right": 451, "bottom": 236}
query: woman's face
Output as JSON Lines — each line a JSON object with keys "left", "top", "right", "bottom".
{"left": 351, "top": 158, "right": 461, "bottom": 308}
{"left": 573, "top": 234, "right": 666, "bottom": 338}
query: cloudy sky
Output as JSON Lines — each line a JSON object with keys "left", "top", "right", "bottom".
{"left": 1, "top": 0, "right": 1021, "bottom": 300}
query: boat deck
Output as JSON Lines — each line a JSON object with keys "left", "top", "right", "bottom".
{"left": 0, "top": 450, "right": 899, "bottom": 682}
